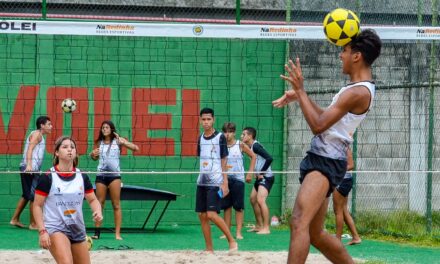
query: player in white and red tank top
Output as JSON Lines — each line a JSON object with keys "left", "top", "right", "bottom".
{"left": 33, "top": 136, "right": 102, "bottom": 264}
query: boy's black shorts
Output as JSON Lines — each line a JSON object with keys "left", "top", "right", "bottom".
{"left": 254, "top": 176, "right": 274, "bottom": 193}
{"left": 195, "top": 185, "right": 221, "bottom": 213}
{"left": 221, "top": 178, "right": 245, "bottom": 211}
{"left": 336, "top": 177, "right": 353, "bottom": 197}
{"left": 20, "top": 172, "right": 39, "bottom": 201}
{"left": 299, "top": 152, "right": 347, "bottom": 197}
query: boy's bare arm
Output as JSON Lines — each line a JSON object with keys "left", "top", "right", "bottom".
{"left": 221, "top": 157, "right": 229, "bottom": 196}
{"left": 347, "top": 148, "right": 354, "bottom": 171}
{"left": 240, "top": 142, "right": 256, "bottom": 183}
{"left": 281, "top": 58, "right": 370, "bottom": 135}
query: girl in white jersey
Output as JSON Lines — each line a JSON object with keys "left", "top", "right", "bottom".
{"left": 33, "top": 136, "right": 102, "bottom": 264}
{"left": 89, "top": 120, "right": 139, "bottom": 240}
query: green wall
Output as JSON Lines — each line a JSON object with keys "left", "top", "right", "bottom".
{"left": 0, "top": 34, "right": 286, "bottom": 227}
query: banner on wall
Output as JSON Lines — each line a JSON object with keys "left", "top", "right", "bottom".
{"left": 0, "top": 20, "right": 439, "bottom": 40}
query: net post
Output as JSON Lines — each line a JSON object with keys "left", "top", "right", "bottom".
{"left": 235, "top": 0, "right": 241, "bottom": 25}
{"left": 281, "top": 0, "right": 292, "bottom": 213}
{"left": 286, "top": 0, "right": 292, "bottom": 23}
{"left": 426, "top": 0, "right": 438, "bottom": 234}
{"left": 426, "top": 52, "right": 434, "bottom": 233}
{"left": 355, "top": 0, "right": 361, "bottom": 19}
{"left": 417, "top": 0, "right": 423, "bottom": 25}
{"left": 42, "top": 0, "right": 47, "bottom": 20}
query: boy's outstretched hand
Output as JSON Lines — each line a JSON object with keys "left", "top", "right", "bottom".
{"left": 272, "top": 90, "right": 298, "bottom": 108}
{"left": 280, "top": 58, "right": 304, "bottom": 92}
{"left": 273, "top": 58, "right": 303, "bottom": 108}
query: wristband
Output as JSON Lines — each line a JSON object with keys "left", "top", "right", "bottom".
{"left": 39, "top": 229, "right": 48, "bottom": 236}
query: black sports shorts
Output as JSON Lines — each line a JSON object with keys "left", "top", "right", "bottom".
{"left": 336, "top": 177, "right": 353, "bottom": 197}
{"left": 253, "top": 176, "right": 274, "bottom": 193}
{"left": 95, "top": 176, "right": 121, "bottom": 186}
{"left": 20, "top": 172, "right": 39, "bottom": 201}
{"left": 299, "top": 152, "right": 347, "bottom": 197}
{"left": 221, "top": 178, "right": 245, "bottom": 211}
{"left": 195, "top": 185, "right": 221, "bottom": 213}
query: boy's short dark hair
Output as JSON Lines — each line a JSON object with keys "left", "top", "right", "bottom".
{"left": 200, "top": 107, "right": 214, "bottom": 117}
{"left": 222, "top": 122, "right": 236, "bottom": 133}
{"left": 349, "top": 28, "right": 382, "bottom": 66}
{"left": 36, "top": 116, "right": 50, "bottom": 129}
{"left": 243, "top": 127, "right": 256, "bottom": 139}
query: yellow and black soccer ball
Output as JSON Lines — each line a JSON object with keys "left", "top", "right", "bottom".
{"left": 323, "top": 8, "right": 360, "bottom": 46}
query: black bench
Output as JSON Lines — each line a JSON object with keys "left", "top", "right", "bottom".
{"left": 94, "top": 185, "right": 178, "bottom": 232}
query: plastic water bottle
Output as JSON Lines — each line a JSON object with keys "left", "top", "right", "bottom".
{"left": 271, "top": 216, "right": 280, "bottom": 226}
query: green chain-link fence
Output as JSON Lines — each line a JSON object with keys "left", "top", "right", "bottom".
{"left": 0, "top": 1, "right": 438, "bottom": 26}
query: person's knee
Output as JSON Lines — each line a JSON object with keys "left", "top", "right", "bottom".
{"left": 310, "top": 229, "right": 326, "bottom": 247}
{"left": 310, "top": 236, "right": 319, "bottom": 247}
{"left": 98, "top": 199, "right": 106, "bottom": 206}
{"left": 111, "top": 201, "right": 121, "bottom": 210}
{"left": 256, "top": 196, "right": 267, "bottom": 207}
{"left": 342, "top": 207, "right": 351, "bottom": 217}
{"left": 289, "top": 210, "right": 304, "bottom": 231}
{"left": 334, "top": 207, "right": 343, "bottom": 217}
{"left": 332, "top": 202, "right": 338, "bottom": 214}
{"left": 198, "top": 212, "right": 208, "bottom": 221}
{"left": 206, "top": 211, "right": 218, "bottom": 220}
{"left": 289, "top": 216, "right": 297, "bottom": 230}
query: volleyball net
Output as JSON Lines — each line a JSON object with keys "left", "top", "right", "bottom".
{"left": 0, "top": 3, "right": 439, "bottom": 234}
